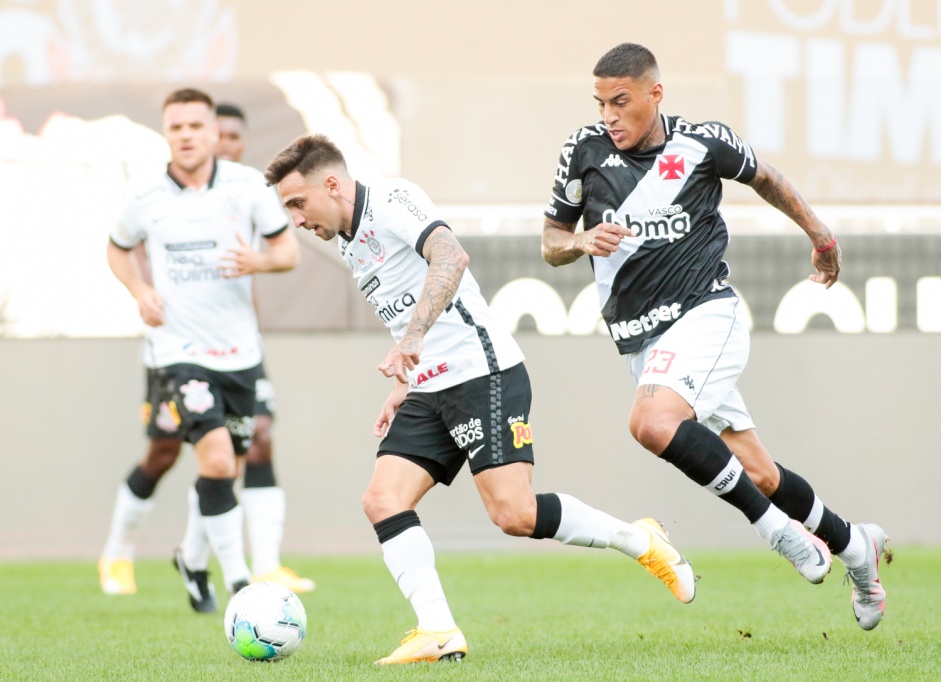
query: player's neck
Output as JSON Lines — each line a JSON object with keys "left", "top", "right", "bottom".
{"left": 633, "top": 113, "right": 666, "bottom": 153}
{"left": 169, "top": 157, "right": 215, "bottom": 189}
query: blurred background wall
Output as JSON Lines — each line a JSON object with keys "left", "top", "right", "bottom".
{"left": 1, "top": 0, "right": 939, "bottom": 557}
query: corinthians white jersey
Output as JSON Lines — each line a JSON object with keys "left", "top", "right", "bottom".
{"left": 110, "top": 159, "right": 289, "bottom": 371}
{"left": 340, "top": 178, "right": 524, "bottom": 392}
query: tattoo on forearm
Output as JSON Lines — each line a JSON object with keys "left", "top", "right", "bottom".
{"left": 410, "top": 231, "right": 464, "bottom": 335}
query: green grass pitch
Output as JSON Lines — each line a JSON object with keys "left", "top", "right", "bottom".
{"left": 2, "top": 547, "right": 939, "bottom": 681}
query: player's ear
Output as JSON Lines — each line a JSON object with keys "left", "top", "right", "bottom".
{"left": 649, "top": 81, "right": 663, "bottom": 105}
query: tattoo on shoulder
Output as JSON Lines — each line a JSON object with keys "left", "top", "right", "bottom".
{"left": 641, "top": 385, "right": 660, "bottom": 399}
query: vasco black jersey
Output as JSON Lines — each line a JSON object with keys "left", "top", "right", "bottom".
{"left": 545, "top": 114, "right": 758, "bottom": 354}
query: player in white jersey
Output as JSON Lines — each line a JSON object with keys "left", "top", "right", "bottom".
{"left": 265, "top": 134, "right": 698, "bottom": 665}
{"left": 99, "top": 101, "right": 314, "bottom": 601}
{"left": 542, "top": 43, "right": 888, "bottom": 630}
{"left": 101, "top": 89, "right": 300, "bottom": 613}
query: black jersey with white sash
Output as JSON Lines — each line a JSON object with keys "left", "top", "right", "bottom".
{"left": 545, "top": 114, "right": 758, "bottom": 354}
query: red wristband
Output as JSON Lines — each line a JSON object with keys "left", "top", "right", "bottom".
{"left": 815, "top": 237, "right": 838, "bottom": 253}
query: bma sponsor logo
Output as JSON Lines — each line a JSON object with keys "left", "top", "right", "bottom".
{"left": 387, "top": 188, "right": 428, "bottom": 222}
{"left": 510, "top": 421, "right": 533, "bottom": 448}
{"left": 362, "top": 276, "right": 380, "bottom": 297}
{"left": 414, "top": 362, "right": 449, "bottom": 387}
{"left": 358, "top": 229, "right": 386, "bottom": 263}
{"left": 372, "top": 292, "right": 417, "bottom": 323}
{"left": 449, "top": 416, "right": 484, "bottom": 448}
{"left": 601, "top": 154, "right": 627, "bottom": 168}
{"left": 658, "top": 154, "right": 686, "bottom": 180}
{"left": 603, "top": 207, "right": 693, "bottom": 244}
{"left": 610, "top": 302, "right": 683, "bottom": 341}
{"left": 714, "top": 469, "right": 738, "bottom": 492}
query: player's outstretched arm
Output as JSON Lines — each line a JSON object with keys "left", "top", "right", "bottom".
{"left": 377, "top": 226, "right": 467, "bottom": 383}
{"left": 542, "top": 217, "right": 630, "bottom": 266}
{"left": 747, "top": 160, "right": 841, "bottom": 289}
{"left": 107, "top": 241, "right": 164, "bottom": 326}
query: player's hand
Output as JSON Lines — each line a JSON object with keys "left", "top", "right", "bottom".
{"left": 378, "top": 333, "right": 422, "bottom": 384}
{"left": 580, "top": 222, "right": 634, "bottom": 257}
{"left": 373, "top": 380, "right": 408, "bottom": 437}
{"left": 222, "top": 233, "right": 264, "bottom": 278}
{"left": 809, "top": 239, "right": 841, "bottom": 289}
{"left": 135, "top": 286, "right": 164, "bottom": 326}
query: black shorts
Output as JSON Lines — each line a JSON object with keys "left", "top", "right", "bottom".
{"left": 379, "top": 362, "right": 535, "bottom": 486}
{"left": 254, "top": 363, "right": 276, "bottom": 419}
{"left": 142, "top": 363, "right": 262, "bottom": 454}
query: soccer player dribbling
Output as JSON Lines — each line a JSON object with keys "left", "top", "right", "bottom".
{"left": 542, "top": 42, "right": 887, "bottom": 631}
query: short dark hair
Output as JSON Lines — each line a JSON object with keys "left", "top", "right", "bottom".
{"left": 593, "top": 43, "right": 659, "bottom": 81}
{"left": 216, "top": 102, "right": 246, "bottom": 122}
{"left": 163, "top": 88, "right": 214, "bottom": 110}
{"left": 265, "top": 134, "right": 348, "bottom": 186}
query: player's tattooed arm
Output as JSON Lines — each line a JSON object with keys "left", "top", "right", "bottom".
{"left": 748, "top": 160, "right": 841, "bottom": 288}
{"left": 543, "top": 216, "right": 630, "bottom": 265}
{"left": 378, "top": 226, "right": 468, "bottom": 382}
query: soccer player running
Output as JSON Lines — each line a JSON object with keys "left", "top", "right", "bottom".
{"left": 98, "top": 101, "right": 315, "bottom": 600}
{"left": 541, "top": 43, "right": 887, "bottom": 630}
{"left": 265, "top": 134, "right": 697, "bottom": 665}
{"left": 102, "top": 89, "right": 300, "bottom": 612}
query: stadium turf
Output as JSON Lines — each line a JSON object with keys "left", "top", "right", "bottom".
{"left": 2, "top": 548, "right": 938, "bottom": 681}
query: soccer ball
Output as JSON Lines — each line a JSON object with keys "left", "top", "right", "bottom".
{"left": 223, "top": 582, "right": 307, "bottom": 662}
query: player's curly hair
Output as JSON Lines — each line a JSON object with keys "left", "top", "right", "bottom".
{"left": 264, "top": 134, "right": 348, "bottom": 186}
{"left": 593, "top": 43, "right": 660, "bottom": 81}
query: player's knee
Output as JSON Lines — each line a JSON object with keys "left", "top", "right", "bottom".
{"left": 746, "top": 465, "right": 778, "bottom": 496}
{"left": 141, "top": 438, "right": 182, "bottom": 479}
{"left": 629, "top": 415, "right": 675, "bottom": 454}
{"left": 488, "top": 499, "right": 536, "bottom": 537}
{"left": 362, "top": 486, "right": 401, "bottom": 525}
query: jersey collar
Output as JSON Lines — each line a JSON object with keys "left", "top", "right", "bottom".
{"left": 342, "top": 180, "right": 368, "bottom": 242}
{"left": 166, "top": 158, "right": 218, "bottom": 191}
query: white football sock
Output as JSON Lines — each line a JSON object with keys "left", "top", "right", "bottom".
{"left": 180, "top": 486, "right": 211, "bottom": 570}
{"left": 202, "top": 505, "right": 251, "bottom": 589}
{"left": 102, "top": 483, "right": 156, "bottom": 560}
{"left": 381, "top": 526, "right": 456, "bottom": 632}
{"left": 836, "top": 524, "right": 868, "bottom": 569}
{"left": 552, "top": 493, "right": 651, "bottom": 558}
{"left": 752, "top": 504, "right": 793, "bottom": 542}
{"left": 240, "top": 486, "right": 285, "bottom": 576}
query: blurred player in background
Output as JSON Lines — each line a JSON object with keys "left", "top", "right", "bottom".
{"left": 265, "top": 134, "right": 697, "bottom": 665}
{"left": 542, "top": 42, "right": 888, "bottom": 630}
{"left": 100, "top": 89, "right": 304, "bottom": 613}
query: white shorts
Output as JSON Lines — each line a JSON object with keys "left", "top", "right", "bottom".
{"left": 626, "top": 296, "right": 755, "bottom": 434}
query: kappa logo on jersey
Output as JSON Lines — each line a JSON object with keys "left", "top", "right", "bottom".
{"left": 601, "top": 154, "right": 627, "bottom": 168}
{"left": 658, "top": 154, "right": 686, "bottom": 180}
{"left": 358, "top": 229, "right": 386, "bottom": 263}
{"left": 449, "top": 415, "right": 483, "bottom": 448}
{"left": 413, "top": 362, "right": 449, "bottom": 387}
{"left": 180, "top": 379, "right": 214, "bottom": 414}
{"left": 387, "top": 188, "right": 429, "bottom": 222}
{"left": 155, "top": 400, "right": 181, "bottom": 432}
